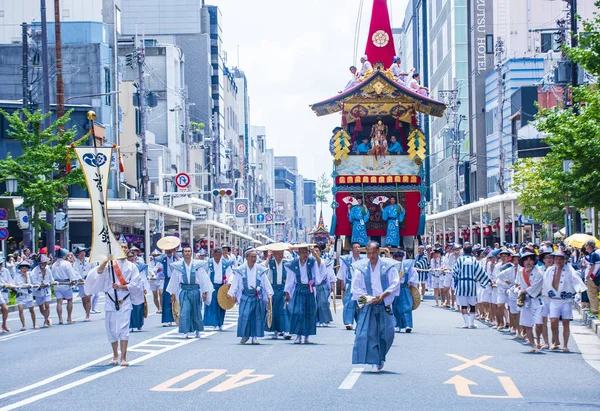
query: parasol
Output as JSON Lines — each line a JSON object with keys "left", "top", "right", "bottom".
{"left": 564, "top": 233, "right": 600, "bottom": 249}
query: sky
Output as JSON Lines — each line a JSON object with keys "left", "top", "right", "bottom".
{"left": 216, "top": 0, "right": 409, "bottom": 225}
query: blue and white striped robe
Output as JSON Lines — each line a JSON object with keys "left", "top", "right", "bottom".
{"left": 414, "top": 257, "right": 429, "bottom": 283}
{"left": 452, "top": 255, "right": 490, "bottom": 297}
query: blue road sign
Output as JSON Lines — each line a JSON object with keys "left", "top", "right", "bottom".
{"left": 256, "top": 213, "right": 265, "bottom": 223}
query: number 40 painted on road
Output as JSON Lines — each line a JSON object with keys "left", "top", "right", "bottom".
{"left": 151, "top": 369, "right": 273, "bottom": 393}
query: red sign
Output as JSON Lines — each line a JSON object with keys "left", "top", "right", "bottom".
{"left": 175, "top": 173, "right": 191, "bottom": 189}
{"left": 0, "top": 228, "right": 8, "bottom": 241}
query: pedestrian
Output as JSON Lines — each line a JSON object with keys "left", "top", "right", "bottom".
{"left": 84, "top": 252, "right": 143, "bottom": 366}
{"left": 204, "top": 247, "right": 234, "bottom": 331}
{"left": 351, "top": 241, "right": 401, "bottom": 373}
{"left": 415, "top": 245, "right": 429, "bottom": 299}
{"left": 30, "top": 255, "right": 53, "bottom": 328}
{"left": 263, "top": 248, "right": 291, "bottom": 339}
{"left": 535, "top": 248, "right": 553, "bottom": 349}
{"left": 73, "top": 247, "right": 95, "bottom": 321}
{"left": 495, "top": 249, "right": 514, "bottom": 331}
{"left": 127, "top": 249, "right": 150, "bottom": 332}
{"left": 543, "top": 249, "right": 587, "bottom": 352}
{"left": 148, "top": 249, "right": 164, "bottom": 313}
{"left": 14, "top": 261, "right": 37, "bottom": 331}
{"left": 155, "top": 236, "right": 180, "bottom": 327}
{"left": 429, "top": 248, "right": 444, "bottom": 306}
{"left": 337, "top": 242, "right": 364, "bottom": 330}
{"left": 284, "top": 245, "right": 322, "bottom": 344}
{"left": 228, "top": 248, "right": 273, "bottom": 344}
{"left": 52, "top": 248, "right": 78, "bottom": 324}
{"left": 583, "top": 240, "right": 600, "bottom": 317}
{"left": 167, "top": 246, "right": 213, "bottom": 339}
{"left": 315, "top": 245, "right": 335, "bottom": 327}
{"left": 391, "top": 250, "right": 418, "bottom": 333}
{"left": 0, "top": 258, "right": 13, "bottom": 333}
{"left": 453, "top": 244, "right": 490, "bottom": 329}
{"left": 514, "top": 252, "right": 544, "bottom": 353}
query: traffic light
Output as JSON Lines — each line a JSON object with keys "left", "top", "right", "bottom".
{"left": 212, "top": 188, "right": 233, "bottom": 197}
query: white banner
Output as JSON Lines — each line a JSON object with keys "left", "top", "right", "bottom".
{"left": 74, "top": 147, "right": 125, "bottom": 263}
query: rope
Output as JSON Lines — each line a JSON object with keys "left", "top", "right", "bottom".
{"left": 2, "top": 281, "right": 84, "bottom": 290}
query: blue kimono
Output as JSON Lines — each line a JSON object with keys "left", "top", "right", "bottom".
{"left": 230, "top": 264, "right": 271, "bottom": 338}
{"left": 381, "top": 204, "right": 405, "bottom": 247}
{"left": 356, "top": 142, "right": 371, "bottom": 154}
{"left": 266, "top": 259, "right": 289, "bottom": 333}
{"left": 392, "top": 259, "right": 414, "bottom": 329}
{"left": 387, "top": 141, "right": 403, "bottom": 154}
{"left": 156, "top": 254, "right": 176, "bottom": 324}
{"left": 204, "top": 258, "right": 234, "bottom": 327}
{"left": 170, "top": 260, "right": 207, "bottom": 334}
{"left": 284, "top": 257, "right": 318, "bottom": 337}
{"left": 349, "top": 205, "right": 370, "bottom": 246}
{"left": 130, "top": 262, "right": 148, "bottom": 330}
{"left": 338, "top": 254, "right": 363, "bottom": 326}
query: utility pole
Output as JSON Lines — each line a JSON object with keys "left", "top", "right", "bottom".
{"left": 21, "top": 23, "right": 28, "bottom": 114}
{"left": 184, "top": 85, "right": 191, "bottom": 173}
{"left": 495, "top": 37, "right": 506, "bottom": 194}
{"left": 438, "top": 80, "right": 461, "bottom": 208}
{"left": 136, "top": 32, "right": 149, "bottom": 202}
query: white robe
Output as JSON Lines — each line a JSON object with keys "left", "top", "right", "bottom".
{"left": 166, "top": 261, "right": 214, "bottom": 306}
{"left": 228, "top": 263, "right": 273, "bottom": 304}
{"left": 360, "top": 60, "right": 373, "bottom": 76}
{"left": 336, "top": 255, "right": 361, "bottom": 283}
{"left": 542, "top": 264, "right": 587, "bottom": 299}
{"left": 351, "top": 259, "right": 401, "bottom": 307}
{"left": 284, "top": 259, "right": 321, "bottom": 298}
{"left": 30, "top": 266, "right": 54, "bottom": 299}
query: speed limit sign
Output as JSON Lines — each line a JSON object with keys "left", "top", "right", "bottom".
{"left": 175, "top": 173, "right": 191, "bottom": 189}
{"left": 235, "top": 199, "right": 249, "bottom": 218}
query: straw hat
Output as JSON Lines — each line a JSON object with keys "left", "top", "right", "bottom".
{"left": 257, "top": 242, "right": 292, "bottom": 252}
{"left": 410, "top": 285, "right": 421, "bottom": 310}
{"left": 217, "top": 284, "right": 236, "bottom": 310}
{"left": 157, "top": 236, "right": 181, "bottom": 251}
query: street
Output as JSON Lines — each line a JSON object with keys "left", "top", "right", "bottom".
{"left": 1, "top": 294, "right": 599, "bottom": 411}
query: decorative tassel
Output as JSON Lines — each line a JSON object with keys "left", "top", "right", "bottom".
{"left": 66, "top": 154, "right": 71, "bottom": 173}
{"left": 395, "top": 115, "right": 400, "bottom": 131}
{"left": 411, "top": 109, "right": 418, "bottom": 128}
{"left": 355, "top": 116, "right": 363, "bottom": 131}
{"left": 114, "top": 144, "right": 125, "bottom": 173}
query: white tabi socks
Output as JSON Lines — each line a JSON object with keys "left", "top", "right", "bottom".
{"left": 462, "top": 314, "right": 469, "bottom": 328}
{"left": 468, "top": 314, "right": 476, "bottom": 328}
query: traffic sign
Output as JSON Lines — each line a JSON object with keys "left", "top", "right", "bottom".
{"left": 0, "top": 221, "right": 8, "bottom": 228}
{"left": 0, "top": 208, "right": 7, "bottom": 220}
{"left": 256, "top": 213, "right": 265, "bottom": 223}
{"left": 518, "top": 215, "right": 534, "bottom": 225}
{"left": 265, "top": 213, "right": 274, "bottom": 223}
{"left": 0, "top": 228, "right": 8, "bottom": 241}
{"left": 235, "top": 199, "right": 249, "bottom": 218}
{"left": 175, "top": 173, "right": 191, "bottom": 189}
{"left": 281, "top": 236, "right": 288, "bottom": 243}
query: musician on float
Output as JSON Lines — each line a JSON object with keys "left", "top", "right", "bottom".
{"left": 356, "top": 137, "right": 371, "bottom": 154}
{"left": 387, "top": 135, "right": 403, "bottom": 154}
{"left": 380, "top": 196, "right": 405, "bottom": 247}
{"left": 204, "top": 247, "right": 234, "bottom": 331}
{"left": 228, "top": 248, "right": 273, "bottom": 345}
{"left": 264, "top": 247, "right": 291, "bottom": 339}
{"left": 337, "top": 242, "right": 364, "bottom": 330}
{"left": 348, "top": 198, "right": 370, "bottom": 246}
{"left": 167, "top": 245, "right": 213, "bottom": 339}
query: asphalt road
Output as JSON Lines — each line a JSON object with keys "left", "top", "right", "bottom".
{"left": 1, "top": 293, "right": 599, "bottom": 411}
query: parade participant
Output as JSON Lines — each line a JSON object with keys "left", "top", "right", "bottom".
{"left": 392, "top": 250, "right": 418, "bottom": 333}
{"left": 337, "top": 242, "right": 364, "bottom": 330}
{"left": 484, "top": 250, "right": 499, "bottom": 325}
{"left": 387, "top": 135, "right": 403, "bottom": 154}
{"left": 408, "top": 73, "right": 428, "bottom": 95}
{"left": 222, "top": 245, "right": 236, "bottom": 267}
{"left": 380, "top": 197, "right": 405, "bottom": 247}
{"left": 155, "top": 236, "right": 180, "bottom": 327}
{"left": 167, "top": 246, "right": 213, "bottom": 339}
{"left": 196, "top": 248, "right": 208, "bottom": 261}
{"left": 85, "top": 252, "right": 143, "bottom": 366}
{"left": 453, "top": 244, "right": 490, "bottom": 329}
{"left": 439, "top": 244, "right": 451, "bottom": 307}
{"left": 315, "top": 245, "right": 335, "bottom": 327}
{"left": 232, "top": 248, "right": 243, "bottom": 266}
{"left": 30, "top": 255, "right": 53, "bottom": 328}
{"left": 148, "top": 249, "right": 164, "bottom": 313}
{"left": 204, "top": 247, "right": 234, "bottom": 331}
{"left": 343, "top": 66, "right": 360, "bottom": 91}
{"left": 14, "top": 261, "right": 37, "bottom": 330}
{"left": 359, "top": 55, "right": 373, "bottom": 77}
{"left": 535, "top": 248, "right": 553, "bottom": 349}
{"left": 351, "top": 241, "right": 401, "bottom": 373}
{"left": 498, "top": 252, "right": 521, "bottom": 335}
{"left": 127, "top": 249, "right": 150, "bottom": 332}
{"left": 348, "top": 198, "right": 370, "bottom": 246}
{"left": 73, "top": 247, "right": 94, "bottom": 321}
{"left": 474, "top": 247, "right": 492, "bottom": 322}
{"left": 514, "top": 252, "right": 544, "bottom": 352}
{"left": 284, "top": 245, "right": 322, "bottom": 344}
{"left": 0, "top": 259, "right": 13, "bottom": 333}
{"left": 229, "top": 248, "right": 273, "bottom": 344}
{"left": 264, "top": 248, "right": 291, "bottom": 338}
{"left": 52, "top": 248, "right": 78, "bottom": 324}
{"left": 583, "top": 240, "right": 600, "bottom": 317}
{"left": 429, "top": 248, "right": 444, "bottom": 306}
{"left": 415, "top": 245, "right": 429, "bottom": 299}
{"left": 356, "top": 137, "right": 371, "bottom": 154}
{"left": 6, "top": 255, "right": 16, "bottom": 279}
{"left": 494, "top": 249, "right": 512, "bottom": 330}
{"left": 543, "top": 250, "right": 587, "bottom": 352}
{"left": 388, "top": 56, "right": 406, "bottom": 83}
{"left": 443, "top": 244, "right": 460, "bottom": 309}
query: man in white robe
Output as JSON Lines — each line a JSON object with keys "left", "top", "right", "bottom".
{"left": 85, "top": 255, "right": 143, "bottom": 366}
{"left": 359, "top": 55, "right": 373, "bottom": 77}
{"left": 52, "top": 248, "right": 79, "bottom": 324}
{"left": 514, "top": 252, "right": 544, "bottom": 352}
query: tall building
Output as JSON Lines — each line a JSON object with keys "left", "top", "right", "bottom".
{"left": 303, "top": 179, "right": 317, "bottom": 234}
{"left": 274, "top": 156, "right": 304, "bottom": 242}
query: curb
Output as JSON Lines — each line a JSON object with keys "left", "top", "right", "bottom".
{"left": 575, "top": 299, "right": 600, "bottom": 341}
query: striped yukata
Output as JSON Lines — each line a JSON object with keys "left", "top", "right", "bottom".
{"left": 415, "top": 257, "right": 429, "bottom": 283}
{"left": 452, "top": 255, "right": 490, "bottom": 306}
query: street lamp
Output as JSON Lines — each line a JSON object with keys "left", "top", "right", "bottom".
{"left": 5, "top": 176, "right": 18, "bottom": 194}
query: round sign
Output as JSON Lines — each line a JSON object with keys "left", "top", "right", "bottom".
{"left": 265, "top": 213, "right": 274, "bottom": 222}
{"left": 0, "top": 208, "right": 7, "bottom": 220}
{"left": 0, "top": 228, "right": 8, "bottom": 241}
{"left": 235, "top": 202, "right": 248, "bottom": 215}
{"left": 175, "top": 173, "right": 191, "bottom": 189}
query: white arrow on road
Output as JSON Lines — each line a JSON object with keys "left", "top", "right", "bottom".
{"left": 443, "top": 375, "right": 523, "bottom": 399}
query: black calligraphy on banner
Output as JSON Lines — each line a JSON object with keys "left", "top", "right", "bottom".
{"left": 93, "top": 172, "right": 103, "bottom": 193}
{"left": 99, "top": 225, "right": 110, "bottom": 243}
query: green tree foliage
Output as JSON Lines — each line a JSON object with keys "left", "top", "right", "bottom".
{"left": 315, "top": 173, "right": 331, "bottom": 214}
{"left": 0, "top": 109, "right": 86, "bottom": 235}
{"left": 512, "top": 2, "right": 600, "bottom": 225}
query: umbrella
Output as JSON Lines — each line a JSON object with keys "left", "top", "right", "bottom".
{"left": 564, "top": 233, "right": 600, "bottom": 249}
{"left": 39, "top": 245, "right": 61, "bottom": 255}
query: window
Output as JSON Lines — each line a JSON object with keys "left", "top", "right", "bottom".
{"left": 104, "top": 68, "right": 111, "bottom": 105}
{"left": 486, "top": 35, "right": 493, "bottom": 54}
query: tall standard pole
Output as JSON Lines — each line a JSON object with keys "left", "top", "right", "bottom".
{"left": 184, "top": 85, "right": 191, "bottom": 173}
{"left": 136, "top": 32, "right": 149, "bottom": 202}
{"left": 21, "top": 23, "right": 29, "bottom": 113}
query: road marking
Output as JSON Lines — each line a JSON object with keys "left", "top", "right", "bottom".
{"left": 444, "top": 375, "right": 523, "bottom": 399}
{"left": 0, "top": 318, "right": 238, "bottom": 409}
{"left": 151, "top": 369, "right": 227, "bottom": 392}
{"left": 0, "top": 330, "right": 39, "bottom": 343}
{"left": 208, "top": 369, "right": 274, "bottom": 392}
{"left": 338, "top": 367, "right": 364, "bottom": 390}
{"left": 446, "top": 354, "right": 505, "bottom": 374}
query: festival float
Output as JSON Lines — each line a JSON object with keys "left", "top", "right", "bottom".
{"left": 310, "top": 0, "right": 446, "bottom": 252}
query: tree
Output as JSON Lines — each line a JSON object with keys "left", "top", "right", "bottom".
{"left": 0, "top": 109, "right": 85, "bottom": 241}
{"left": 315, "top": 173, "right": 331, "bottom": 215}
{"left": 511, "top": 2, "right": 600, "bottom": 229}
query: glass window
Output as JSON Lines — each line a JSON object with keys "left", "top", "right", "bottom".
{"left": 541, "top": 33, "right": 552, "bottom": 53}
{"left": 486, "top": 34, "right": 494, "bottom": 54}
{"left": 104, "top": 68, "right": 111, "bottom": 105}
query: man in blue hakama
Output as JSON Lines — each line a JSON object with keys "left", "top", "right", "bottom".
{"left": 348, "top": 198, "right": 370, "bottom": 246}
{"left": 337, "top": 242, "right": 364, "bottom": 330}
{"left": 264, "top": 249, "right": 291, "bottom": 339}
{"left": 351, "top": 241, "right": 401, "bottom": 373}
{"left": 204, "top": 247, "right": 234, "bottom": 331}
{"left": 380, "top": 197, "right": 405, "bottom": 247}
{"left": 391, "top": 250, "right": 418, "bottom": 333}
{"left": 228, "top": 249, "right": 273, "bottom": 344}
{"left": 316, "top": 245, "right": 336, "bottom": 327}
{"left": 127, "top": 249, "right": 151, "bottom": 332}
{"left": 166, "top": 246, "right": 213, "bottom": 338}
{"left": 155, "top": 239, "right": 180, "bottom": 326}
{"left": 284, "top": 245, "right": 322, "bottom": 344}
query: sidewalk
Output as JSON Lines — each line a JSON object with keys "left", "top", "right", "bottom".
{"left": 581, "top": 310, "right": 600, "bottom": 340}
{"left": 572, "top": 310, "right": 600, "bottom": 373}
